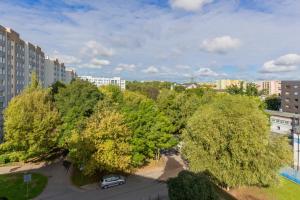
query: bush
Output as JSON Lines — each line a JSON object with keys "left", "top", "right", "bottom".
{"left": 167, "top": 171, "right": 218, "bottom": 200}
{"left": 0, "top": 154, "right": 10, "bottom": 165}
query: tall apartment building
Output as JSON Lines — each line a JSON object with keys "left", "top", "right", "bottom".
{"left": 281, "top": 81, "right": 300, "bottom": 114}
{"left": 0, "top": 25, "right": 26, "bottom": 138}
{"left": 80, "top": 76, "right": 126, "bottom": 90}
{"left": 256, "top": 80, "right": 281, "bottom": 96}
{"left": 215, "top": 79, "right": 242, "bottom": 90}
{"left": 24, "top": 42, "right": 45, "bottom": 87}
{"left": 45, "top": 58, "right": 66, "bottom": 87}
{"left": 65, "top": 69, "right": 77, "bottom": 84}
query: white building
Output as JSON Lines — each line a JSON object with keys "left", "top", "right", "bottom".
{"left": 80, "top": 76, "right": 126, "bottom": 90}
{"left": 266, "top": 110, "right": 300, "bottom": 169}
{"left": 267, "top": 110, "right": 299, "bottom": 135}
{"left": 44, "top": 58, "right": 66, "bottom": 87}
{"left": 65, "top": 69, "right": 77, "bottom": 84}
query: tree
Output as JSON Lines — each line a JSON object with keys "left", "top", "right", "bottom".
{"left": 182, "top": 95, "right": 291, "bottom": 189}
{"left": 1, "top": 83, "right": 60, "bottom": 160}
{"left": 122, "top": 91, "right": 177, "bottom": 166}
{"left": 54, "top": 79, "right": 103, "bottom": 144}
{"left": 69, "top": 109, "right": 132, "bottom": 176}
{"left": 167, "top": 171, "right": 218, "bottom": 200}
{"left": 157, "top": 89, "right": 201, "bottom": 134}
{"left": 226, "top": 82, "right": 259, "bottom": 96}
{"left": 50, "top": 81, "right": 66, "bottom": 96}
{"left": 265, "top": 95, "right": 281, "bottom": 111}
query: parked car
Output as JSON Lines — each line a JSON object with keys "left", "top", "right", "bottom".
{"left": 100, "top": 174, "right": 126, "bottom": 189}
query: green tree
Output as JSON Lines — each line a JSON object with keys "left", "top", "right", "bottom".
{"left": 54, "top": 79, "right": 103, "bottom": 144}
{"left": 167, "top": 171, "right": 218, "bottom": 200}
{"left": 226, "top": 82, "right": 259, "bottom": 96}
{"left": 69, "top": 108, "right": 132, "bottom": 175}
{"left": 265, "top": 95, "right": 281, "bottom": 111}
{"left": 157, "top": 89, "right": 201, "bottom": 134}
{"left": 182, "top": 95, "right": 291, "bottom": 189}
{"left": 1, "top": 84, "right": 60, "bottom": 160}
{"left": 122, "top": 91, "right": 177, "bottom": 166}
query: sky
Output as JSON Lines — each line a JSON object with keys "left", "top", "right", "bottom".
{"left": 1, "top": 0, "right": 300, "bottom": 82}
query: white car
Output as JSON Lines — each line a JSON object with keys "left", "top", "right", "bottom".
{"left": 100, "top": 175, "right": 126, "bottom": 189}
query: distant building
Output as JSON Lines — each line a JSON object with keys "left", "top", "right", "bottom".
{"left": 180, "top": 83, "right": 198, "bottom": 89}
{"left": 80, "top": 76, "right": 126, "bottom": 90}
{"left": 215, "top": 80, "right": 242, "bottom": 90}
{"left": 281, "top": 81, "right": 300, "bottom": 114}
{"left": 65, "top": 69, "right": 77, "bottom": 84}
{"left": 44, "top": 58, "right": 66, "bottom": 87}
{"left": 255, "top": 80, "right": 281, "bottom": 96}
{"left": 24, "top": 42, "right": 45, "bottom": 87}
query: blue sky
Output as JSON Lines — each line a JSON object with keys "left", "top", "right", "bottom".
{"left": 1, "top": 0, "right": 300, "bottom": 82}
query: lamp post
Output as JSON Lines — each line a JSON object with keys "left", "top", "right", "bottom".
{"left": 292, "top": 115, "right": 300, "bottom": 171}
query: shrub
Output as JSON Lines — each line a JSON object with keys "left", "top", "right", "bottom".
{"left": 167, "top": 171, "right": 218, "bottom": 200}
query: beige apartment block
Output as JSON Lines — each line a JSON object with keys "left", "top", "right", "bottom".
{"left": 215, "top": 79, "right": 243, "bottom": 90}
{"left": 255, "top": 80, "right": 281, "bottom": 96}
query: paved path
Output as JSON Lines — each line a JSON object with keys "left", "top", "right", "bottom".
{"left": 1, "top": 155, "right": 185, "bottom": 200}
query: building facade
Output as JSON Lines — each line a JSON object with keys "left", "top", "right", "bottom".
{"left": 256, "top": 80, "right": 281, "bottom": 96}
{"left": 80, "top": 76, "right": 126, "bottom": 90}
{"left": 65, "top": 69, "right": 77, "bottom": 84}
{"left": 24, "top": 43, "right": 45, "bottom": 87}
{"left": 215, "top": 79, "right": 242, "bottom": 90}
{"left": 45, "top": 58, "right": 66, "bottom": 87}
{"left": 267, "top": 109, "right": 300, "bottom": 170}
{"left": 0, "top": 26, "right": 27, "bottom": 139}
{"left": 281, "top": 81, "right": 300, "bottom": 114}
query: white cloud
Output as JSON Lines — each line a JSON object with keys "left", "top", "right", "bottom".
{"left": 115, "top": 63, "right": 136, "bottom": 72}
{"left": 260, "top": 54, "right": 300, "bottom": 73}
{"left": 79, "top": 58, "right": 110, "bottom": 69}
{"left": 80, "top": 40, "right": 114, "bottom": 57}
{"left": 143, "top": 66, "right": 159, "bottom": 74}
{"left": 201, "top": 36, "right": 241, "bottom": 54}
{"left": 49, "top": 51, "right": 81, "bottom": 65}
{"left": 196, "top": 68, "right": 226, "bottom": 77}
{"left": 169, "top": 0, "right": 213, "bottom": 11}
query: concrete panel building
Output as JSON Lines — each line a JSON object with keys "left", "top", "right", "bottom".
{"left": 281, "top": 81, "right": 300, "bottom": 114}
{"left": 80, "top": 76, "right": 126, "bottom": 90}
{"left": 45, "top": 58, "right": 66, "bottom": 87}
{"left": 65, "top": 69, "right": 77, "bottom": 84}
{"left": 0, "top": 25, "right": 26, "bottom": 139}
{"left": 256, "top": 80, "right": 281, "bottom": 96}
{"left": 25, "top": 42, "right": 45, "bottom": 87}
{"left": 215, "top": 79, "right": 242, "bottom": 90}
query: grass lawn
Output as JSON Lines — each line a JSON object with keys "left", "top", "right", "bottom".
{"left": 264, "top": 176, "right": 300, "bottom": 200}
{"left": 0, "top": 173, "right": 48, "bottom": 200}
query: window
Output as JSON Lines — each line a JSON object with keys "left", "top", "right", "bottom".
{"left": 296, "top": 106, "right": 299, "bottom": 109}
{"left": 295, "top": 85, "right": 299, "bottom": 89}
{"left": 296, "top": 99, "right": 299, "bottom": 102}
{"left": 286, "top": 92, "right": 290, "bottom": 95}
{"left": 286, "top": 85, "right": 291, "bottom": 89}
{"left": 295, "top": 92, "right": 299, "bottom": 95}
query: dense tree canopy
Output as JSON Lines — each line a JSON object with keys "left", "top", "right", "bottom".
{"left": 54, "top": 79, "right": 103, "bottom": 144}
{"left": 1, "top": 83, "right": 60, "bottom": 160}
{"left": 265, "top": 95, "right": 281, "bottom": 111}
{"left": 69, "top": 108, "right": 132, "bottom": 175}
{"left": 182, "top": 95, "right": 291, "bottom": 188}
{"left": 122, "top": 91, "right": 177, "bottom": 166}
{"left": 168, "top": 171, "right": 218, "bottom": 200}
{"left": 157, "top": 89, "right": 201, "bottom": 134}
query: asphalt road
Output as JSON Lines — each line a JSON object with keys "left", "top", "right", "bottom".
{"left": 34, "top": 159, "right": 172, "bottom": 200}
